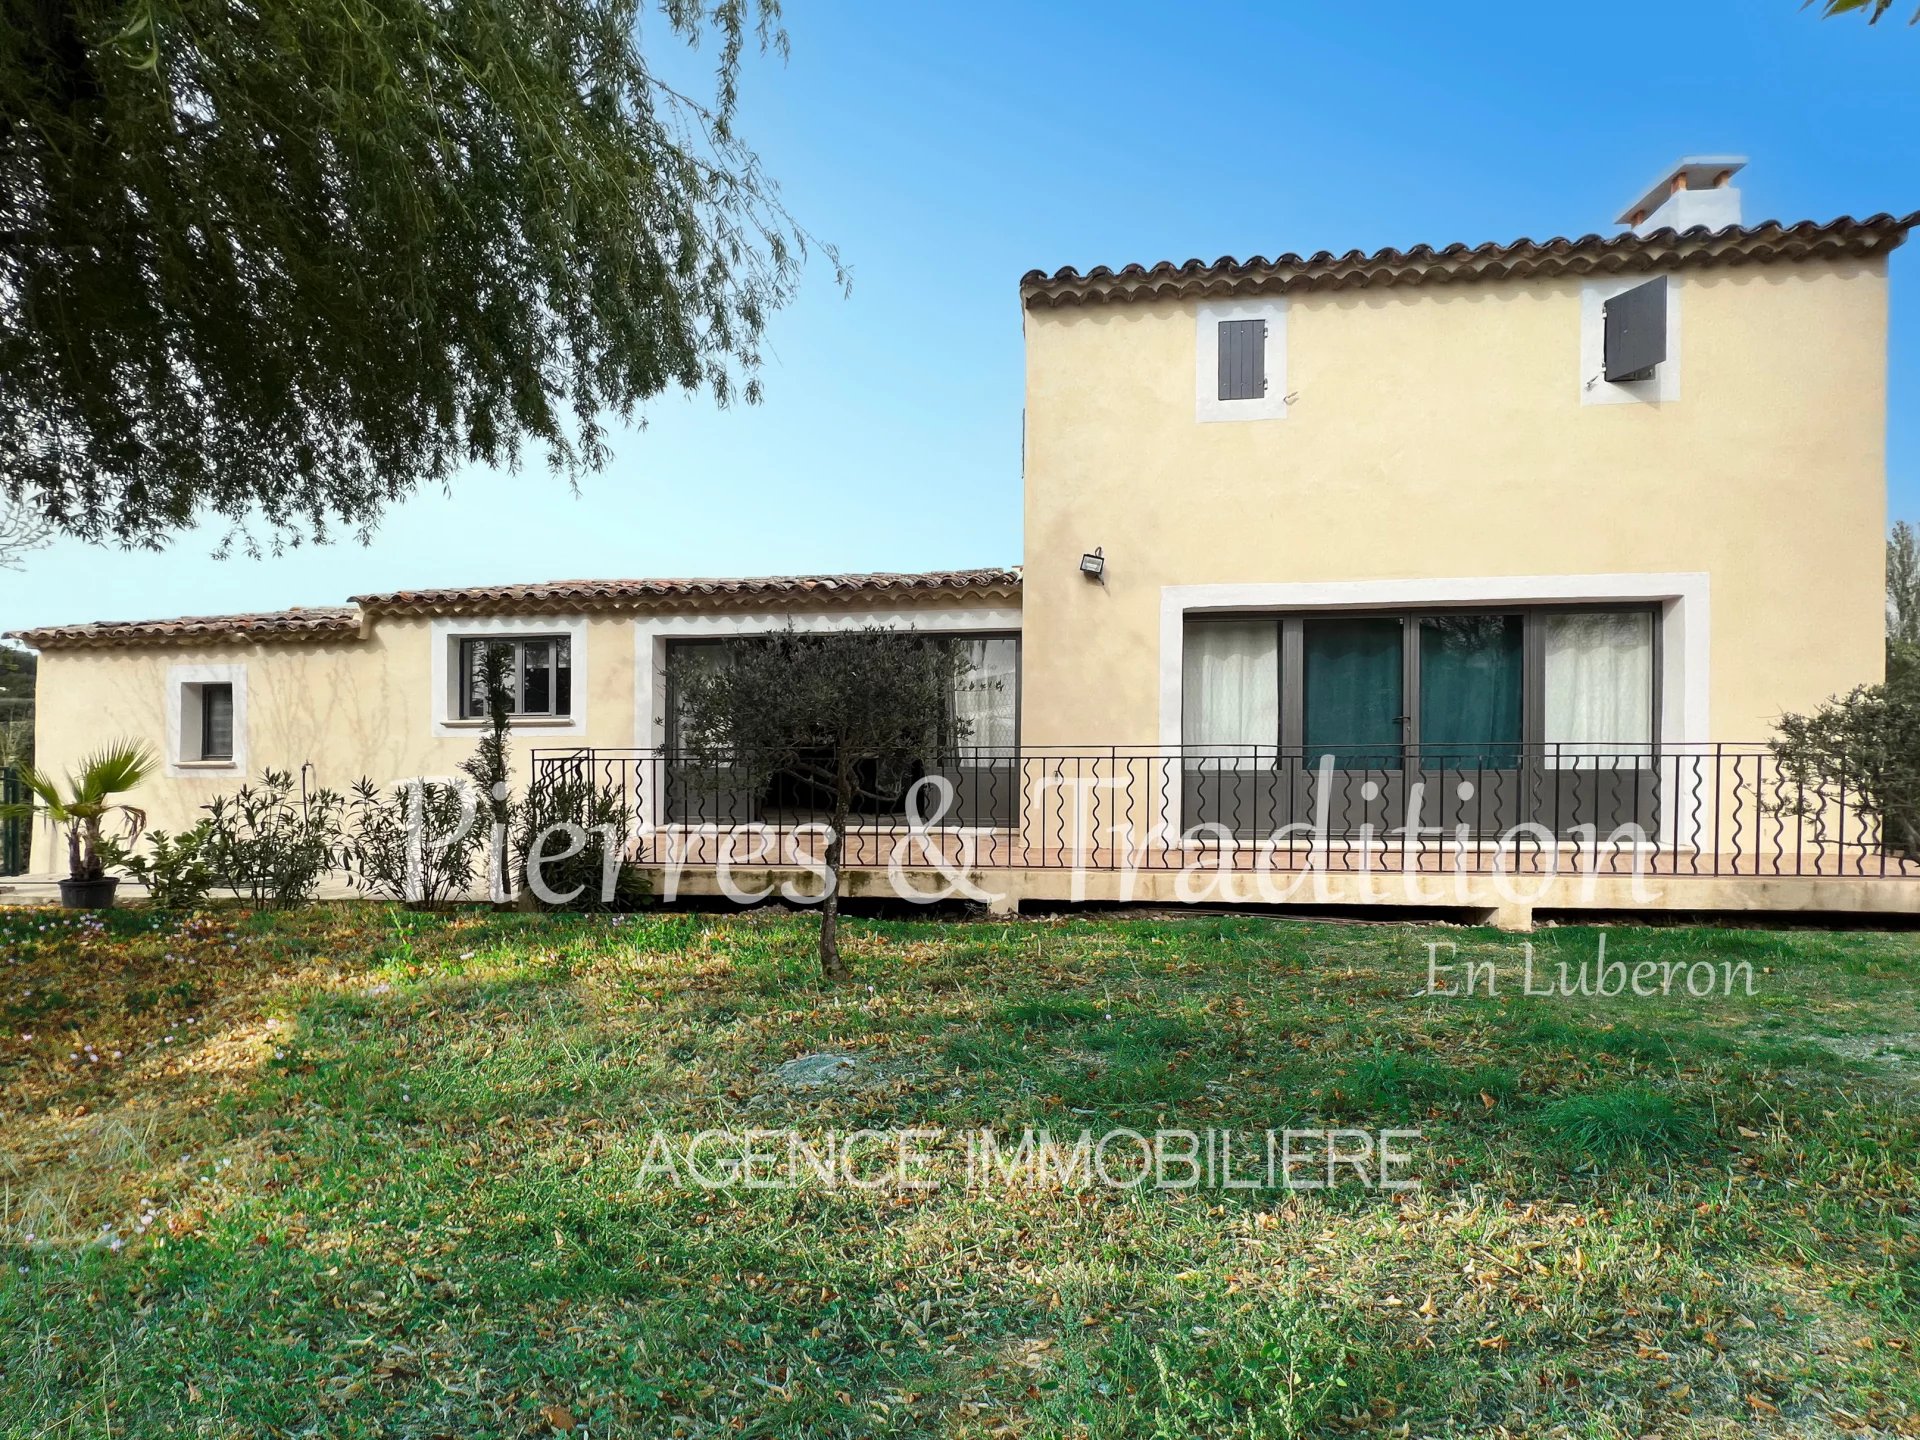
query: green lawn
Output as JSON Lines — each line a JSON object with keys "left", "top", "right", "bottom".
{"left": 2, "top": 905, "right": 1917, "bottom": 1437}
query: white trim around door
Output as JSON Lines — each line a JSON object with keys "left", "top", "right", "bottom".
{"left": 1157, "top": 573, "right": 1711, "bottom": 751}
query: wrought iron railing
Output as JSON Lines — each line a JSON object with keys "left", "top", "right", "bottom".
{"left": 527, "top": 745, "right": 1920, "bottom": 881}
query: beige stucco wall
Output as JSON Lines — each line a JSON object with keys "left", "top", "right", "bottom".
{"left": 23, "top": 600, "right": 1021, "bottom": 872}
{"left": 25, "top": 614, "right": 642, "bottom": 869}
{"left": 1019, "top": 258, "right": 1890, "bottom": 749}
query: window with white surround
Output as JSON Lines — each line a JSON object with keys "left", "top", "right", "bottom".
{"left": 166, "top": 664, "right": 246, "bottom": 775}
{"left": 1194, "top": 299, "right": 1288, "bottom": 422}
{"left": 1179, "top": 606, "right": 1657, "bottom": 765}
{"left": 458, "top": 636, "right": 572, "bottom": 718}
{"left": 663, "top": 634, "right": 1021, "bottom": 755}
{"left": 431, "top": 616, "right": 589, "bottom": 736}
{"left": 1580, "top": 275, "right": 1681, "bottom": 405}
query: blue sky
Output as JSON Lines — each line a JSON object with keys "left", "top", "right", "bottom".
{"left": 3, "top": 0, "right": 1916, "bottom": 632}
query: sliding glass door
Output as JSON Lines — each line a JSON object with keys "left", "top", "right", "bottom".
{"left": 930, "top": 636, "right": 1022, "bottom": 827}
{"left": 1302, "top": 618, "right": 1407, "bottom": 835}
{"left": 1181, "top": 620, "right": 1282, "bottom": 836}
{"left": 663, "top": 634, "right": 1022, "bottom": 827}
{"left": 1538, "top": 611, "right": 1660, "bottom": 838}
{"left": 1303, "top": 618, "right": 1404, "bottom": 770}
{"left": 1182, "top": 605, "right": 1659, "bottom": 841}
{"left": 1415, "top": 614, "right": 1524, "bottom": 835}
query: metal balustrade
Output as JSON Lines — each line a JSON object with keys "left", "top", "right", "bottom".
{"left": 527, "top": 745, "right": 1920, "bottom": 881}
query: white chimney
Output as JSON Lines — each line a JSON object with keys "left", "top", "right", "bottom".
{"left": 1617, "top": 156, "right": 1747, "bottom": 235}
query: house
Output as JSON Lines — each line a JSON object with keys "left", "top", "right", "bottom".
{"left": 14, "top": 159, "right": 1919, "bottom": 924}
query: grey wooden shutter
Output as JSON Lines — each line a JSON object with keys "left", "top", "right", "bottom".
{"left": 1217, "top": 318, "right": 1267, "bottom": 401}
{"left": 1603, "top": 278, "right": 1667, "bottom": 383}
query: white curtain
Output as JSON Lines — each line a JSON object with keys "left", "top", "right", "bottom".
{"left": 1544, "top": 612, "right": 1654, "bottom": 768}
{"left": 1183, "top": 621, "right": 1279, "bottom": 767}
{"left": 952, "top": 637, "right": 1018, "bottom": 754}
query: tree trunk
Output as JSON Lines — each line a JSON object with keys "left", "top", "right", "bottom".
{"left": 819, "top": 758, "right": 850, "bottom": 980}
{"left": 1897, "top": 806, "right": 1920, "bottom": 863}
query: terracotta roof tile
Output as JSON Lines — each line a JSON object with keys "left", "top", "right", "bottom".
{"left": 8, "top": 568, "right": 1022, "bottom": 649}
{"left": 349, "top": 567, "right": 1023, "bottom": 616}
{"left": 8, "top": 607, "right": 361, "bottom": 650}
{"left": 1020, "top": 213, "right": 1919, "bottom": 307}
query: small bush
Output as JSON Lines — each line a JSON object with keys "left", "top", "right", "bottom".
{"left": 512, "top": 771, "right": 647, "bottom": 911}
{"left": 203, "top": 769, "right": 347, "bottom": 907}
{"left": 1772, "top": 651, "right": 1920, "bottom": 860}
{"left": 100, "top": 821, "right": 218, "bottom": 908}
{"left": 345, "top": 777, "right": 482, "bottom": 910}
{"left": 1536, "top": 1084, "right": 1709, "bottom": 1164}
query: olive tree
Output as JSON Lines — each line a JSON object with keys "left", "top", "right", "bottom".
{"left": 668, "top": 627, "right": 977, "bottom": 979}
{"left": 1771, "top": 523, "right": 1920, "bottom": 859}
{"left": 1772, "top": 662, "right": 1920, "bottom": 860}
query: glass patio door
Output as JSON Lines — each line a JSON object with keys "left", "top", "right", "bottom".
{"left": 1188, "top": 605, "right": 1659, "bottom": 846}
{"left": 1415, "top": 614, "right": 1524, "bottom": 836}
{"left": 1301, "top": 618, "right": 1406, "bottom": 835}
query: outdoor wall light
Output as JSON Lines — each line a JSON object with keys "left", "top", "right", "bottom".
{"left": 1079, "top": 547, "right": 1106, "bottom": 582}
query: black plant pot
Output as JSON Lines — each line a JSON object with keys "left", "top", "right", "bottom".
{"left": 58, "top": 876, "right": 120, "bottom": 910}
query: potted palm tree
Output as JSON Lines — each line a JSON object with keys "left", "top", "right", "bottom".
{"left": 0, "top": 741, "right": 155, "bottom": 908}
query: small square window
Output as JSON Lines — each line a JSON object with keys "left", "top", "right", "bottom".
{"left": 1603, "top": 277, "right": 1667, "bottom": 383}
{"left": 1581, "top": 277, "right": 1680, "bottom": 405}
{"left": 1195, "top": 301, "right": 1288, "bottom": 422}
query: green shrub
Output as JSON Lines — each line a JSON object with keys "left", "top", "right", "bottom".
{"left": 345, "top": 777, "right": 482, "bottom": 910}
{"left": 100, "top": 821, "right": 218, "bottom": 908}
{"left": 202, "top": 769, "right": 347, "bottom": 907}
{"left": 1772, "top": 649, "right": 1920, "bottom": 859}
{"left": 512, "top": 771, "right": 648, "bottom": 911}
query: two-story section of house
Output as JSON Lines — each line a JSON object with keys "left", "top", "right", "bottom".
{"left": 11, "top": 158, "right": 1917, "bottom": 918}
{"left": 1020, "top": 159, "right": 1909, "bottom": 857}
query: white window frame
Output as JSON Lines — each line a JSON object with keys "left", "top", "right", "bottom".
{"left": 1580, "top": 275, "right": 1682, "bottom": 406}
{"left": 431, "top": 615, "right": 588, "bottom": 737}
{"left": 456, "top": 635, "right": 573, "bottom": 719}
{"left": 1195, "top": 298, "right": 1289, "bottom": 423}
{"left": 165, "top": 663, "right": 247, "bottom": 777}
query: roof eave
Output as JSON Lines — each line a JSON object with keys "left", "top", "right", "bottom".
{"left": 1020, "top": 213, "right": 1919, "bottom": 308}
{"left": 9, "top": 569, "right": 1025, "bottom": 650}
